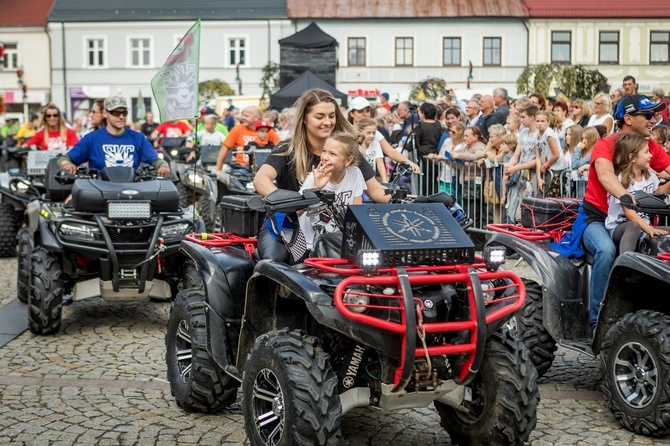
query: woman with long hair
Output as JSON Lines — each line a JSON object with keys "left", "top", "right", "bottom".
{"left": 428, "top": 122, "right": 466, "bottom": 195}
{"left": 22, "top": 103, "right": 79, "bottom": 150}
{"left": 253, "top": 88, "right": 390, "bottom": 261}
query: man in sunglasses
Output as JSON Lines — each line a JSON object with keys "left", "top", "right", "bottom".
{"left": 579, "top": 95, "right": 670, "bottom": 331}
{"left": 58, "top": 96, "right": 170, "bottom": 176}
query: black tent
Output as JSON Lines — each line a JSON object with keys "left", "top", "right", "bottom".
{"left": 270, "top": 70, "right": 347, "bottom": 110}
{"left": 278, "top": 22, "right": 337, "bottom": 49}
{"left": 279, "top": 22, "right": 338, "bottom": 88}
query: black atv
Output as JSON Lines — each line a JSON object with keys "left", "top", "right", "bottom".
{"left": 169, "top": 143, "right": 219, "bottom": 232}
{"left": 25, "top": 162, "right": 203, "bottom": 336}
{"left": 0, "top": 150, "right": 64, "bottom": 260}
{"left": 165, "top": 189, "right": 539, "bottom": 445}
{"left": 488, "top": 193, "right": 670, "bottom": 437}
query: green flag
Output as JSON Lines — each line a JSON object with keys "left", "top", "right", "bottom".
{"left": 150, "top": 20, "right": 200, "bottom": 122}
{"left": 136, "top": 89, "right": 146, "bottom": 120}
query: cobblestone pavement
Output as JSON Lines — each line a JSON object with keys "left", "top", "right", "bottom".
{"left": 0, "top": 255, "right": 669, "bottom": 445}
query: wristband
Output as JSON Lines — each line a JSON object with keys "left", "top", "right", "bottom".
{"left": 543, "top": 162, "right": 550, "bottom": 169}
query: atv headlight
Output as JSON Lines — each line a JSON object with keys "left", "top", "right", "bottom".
{"left": 184, "top": 170, "right": 207, "bottom": 189}
{"left": 107, "top": 201, "right": 151, "bottom": 220}
{"left": 357, "top": 249, "right": 381, "bottom": 275}
{"left": 343, "top": 286, "right": 370, "bottom": 314}
{"left": 483, "top": 245, "right": 506, "bottom": 271}
{"left": 160, "top": 222, "right": 191, "bottom": 240}
{"left": 171, "top": 149, "right": 179, "bottom": 157}
{"left": 59, "top": 222, "right": 101, "bottom": 241}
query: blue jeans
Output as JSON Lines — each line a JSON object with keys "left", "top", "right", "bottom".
{"left": 582, "top": 220, "right": 617, "bottom": 328}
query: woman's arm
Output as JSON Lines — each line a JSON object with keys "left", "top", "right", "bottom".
{"left": 253, "top": 164, "right": 279, "bottom": 197}
{"left": 571, "top": 145, "right": 583, "bottom": 170}
{"left": 364, "top": 177, "right": 391, "bottom": 204}
{"left": 542, "top": 136, "right": 560, "bottom": 172}
{"left": 603, "top": 116, "right": 613, "bottom": 135}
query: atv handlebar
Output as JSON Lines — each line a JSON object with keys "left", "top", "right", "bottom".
{"left": 620, "top": 191, "right": 670, "bottom": 216}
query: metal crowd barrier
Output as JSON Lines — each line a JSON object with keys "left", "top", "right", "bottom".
{"left": 391, "top": 155, "right": 587, "bottom": 233}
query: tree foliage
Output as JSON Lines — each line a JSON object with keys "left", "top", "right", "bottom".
{"left": 516, "top": 64, "right": 609, "bottom": 100}
{"left": 260, "top": 62, "right": 280, "bottom": 102}
{"left": 199, "top": 79, "right": 234, "bottom": 103}
{"left": 409, "top": 77, "right": 447, "bottom": 101}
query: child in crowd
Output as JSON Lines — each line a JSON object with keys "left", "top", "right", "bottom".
{"left": 606, "top": 134, "right": 670, "bottom": 254}
{"left": 652, "top": 126, "right": 670, "bottom": 154}
{"left": 298, "top": 132, "right": 366, "bottom": 250}
{"left": 250, "top": 121, "right": 275, "bottom": 148}
{"left": 505, "top": 114, "right": 521, "bottom": 136}
{"left": 499, "top": 132, "right": 518, "bottom": 208}
{"left": 186, "top": 114, "right": 225, "bottom": 162}
{"left": 536, "top": 110, "right": 567, "bottom": 197}
{"left": 571, "top": 126, "right": 600, "bottom": 178}
{"left": 357, "top": 117, "right": 387, "bottom": 183}
{"left": 504, "top": 102, "right": 540, "bottom": 222}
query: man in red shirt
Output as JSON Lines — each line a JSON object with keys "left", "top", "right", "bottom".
{"left": 152, "top": 120, "right": 191, "bottom": 139}
{"left": 582, "top": 95, "right": 670, "bottom": 328}
{"left": 215, "top": 106, "right": 280, "bottom": 176}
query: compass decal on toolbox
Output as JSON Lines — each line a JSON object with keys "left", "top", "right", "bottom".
{"left": 382, "top": 208, "right": 439, "bottom": 243}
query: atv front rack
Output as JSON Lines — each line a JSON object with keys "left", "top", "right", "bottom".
{"left": 305, "top": 258, "right": 525, "bottom": 390}
{"left": 185, "top": 232, "right": 257, "bottom": 257}
{"left": 487, "top": 223, "right": 564, "bottom": 242}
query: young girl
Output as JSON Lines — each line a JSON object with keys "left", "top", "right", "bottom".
{"left": 536, "top": 110, "right": 566, "bottom": 196}
{"left": 357, "top": 117, "right": 387, "bottom": 182}
{"left": 299, "top": 132, "right": 366, "bottom": 250}
{"left": 499, "top": 132, "right": 518, "bottom": 209}
{"left": 571, "top": 126, "right": 600, "bottom": 179}
{"left": 606, "top": 134, "right": 670, "bottom": 254}
{"left": 652, "top": 126, "right": 670, "bottom": 154}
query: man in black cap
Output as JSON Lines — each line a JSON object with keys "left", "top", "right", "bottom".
{"left": 58, "top": 95, "right": 170, "bottom": 176}
{"left": 579, "top": 94, "right": 670, "bottom": 330}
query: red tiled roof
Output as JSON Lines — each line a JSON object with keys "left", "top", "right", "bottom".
{"left": 0, "top": 0, "right": 55, "bottom": 27}
{"left": 524, "top": 0, "right": 670, "bottom": 17}
{"left": 288, "top": 0, "right": 528, "bottom": 19}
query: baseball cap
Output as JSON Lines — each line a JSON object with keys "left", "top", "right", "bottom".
{"left": 348, "top": 96, "right": 372, "bottom": 113}
{"left": 614, "top": 94, "right": 667, "bottom": 120}
{"left": 200, "top": 106, "right": 215, "bottom": 115}
{"left": 104, "top": 96, "right": 128, "bottom": 111}
{"left": 380, "top": 92, "right": 390, "bottom": 100}
{"left": 254, "top": 121, "right": 272, "bottom": 131}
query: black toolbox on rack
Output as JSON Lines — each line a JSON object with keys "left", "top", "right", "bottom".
{"left": 219, "top": 195, "right": 264, "bottom": 237}
{"left": 521, "top": 197, "right": 580, "bottom": 230}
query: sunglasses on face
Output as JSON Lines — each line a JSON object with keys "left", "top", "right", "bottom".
{"left": 631, "top": 111, "right": 654, "bottom": 120}
{"left": 45, "top": 113, "right": 59, "bottom": 118}
{"left": 109, "top": 109, "right": 128, "bottom": 117}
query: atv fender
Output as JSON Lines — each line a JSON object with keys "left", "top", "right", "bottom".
{"left": 593, "top": 252, "right": 670, "bottom": 354}
{"left": 487, "top": 232, "right": 589, "bottom": 340}
{"left": 179, "top": 240, "right": 253, "bottom": 372}
{"left": 236, "top": 260, "right": 403, "bottom": 372}
{"left": 38, "top": 216, "right": 62, "bottom": 252}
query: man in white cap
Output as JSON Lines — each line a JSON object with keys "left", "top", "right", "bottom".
{"left": 58, "top": 95, "right": 170, "bottom": 176}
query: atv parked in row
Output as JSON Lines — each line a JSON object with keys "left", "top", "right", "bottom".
{"left": 0, "top": 149, "right": 64, "bottom": 259}
{"left": 169, "top": 143, "right": 219, "bottom": 232}
{"left": 24, "top": 160, "right": 203, "bottom": 335}
{"left": 488, "top": 193, "right": 670, "bottom": 437}
{"left": 165, "top": 188, "right": 539, "bottom": 445}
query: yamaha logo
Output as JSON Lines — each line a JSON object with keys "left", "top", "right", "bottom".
{"left": 121, "top": 190, "right": 139, "bottom": 196}
{"left": 382, "top": 209, "right": 439, "bottom": 243}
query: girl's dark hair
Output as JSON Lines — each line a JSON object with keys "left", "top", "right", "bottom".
{"left": 614, "top": 133, "right": 650, "bottom": 189}
{"left": 419, "top": 102, "right": 437, "bottom": 120}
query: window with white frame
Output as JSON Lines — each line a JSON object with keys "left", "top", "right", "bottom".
{"left": 130, "top": 38, "right": 151, "bottom": 68}
{"left": 348, "top": 37, "right": 366, "bottom": 66}
{"left": 650, "top": 31, "right": 670, "bottom": 64}
{"left": 395, "top": 37, "right": 413, "bottom": 67}
{"left": 229, "top": 38, "right": 246, "bottom": 66}
{"left": 2, "top": 43, "right": 19, "bottom": 70}
{"left": 86, "top": 38, "right": 105, "bottom": 68}
{"left": 483, "top": 37, "right": 501, "bottom": 66}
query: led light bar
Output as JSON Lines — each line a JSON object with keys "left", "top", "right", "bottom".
{"left": 107, "top": 200, "right": 151, "bottom": 220}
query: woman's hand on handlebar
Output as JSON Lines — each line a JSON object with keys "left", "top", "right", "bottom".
{"left": 409, "top": 161, "right": 421, "bottom": 174}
